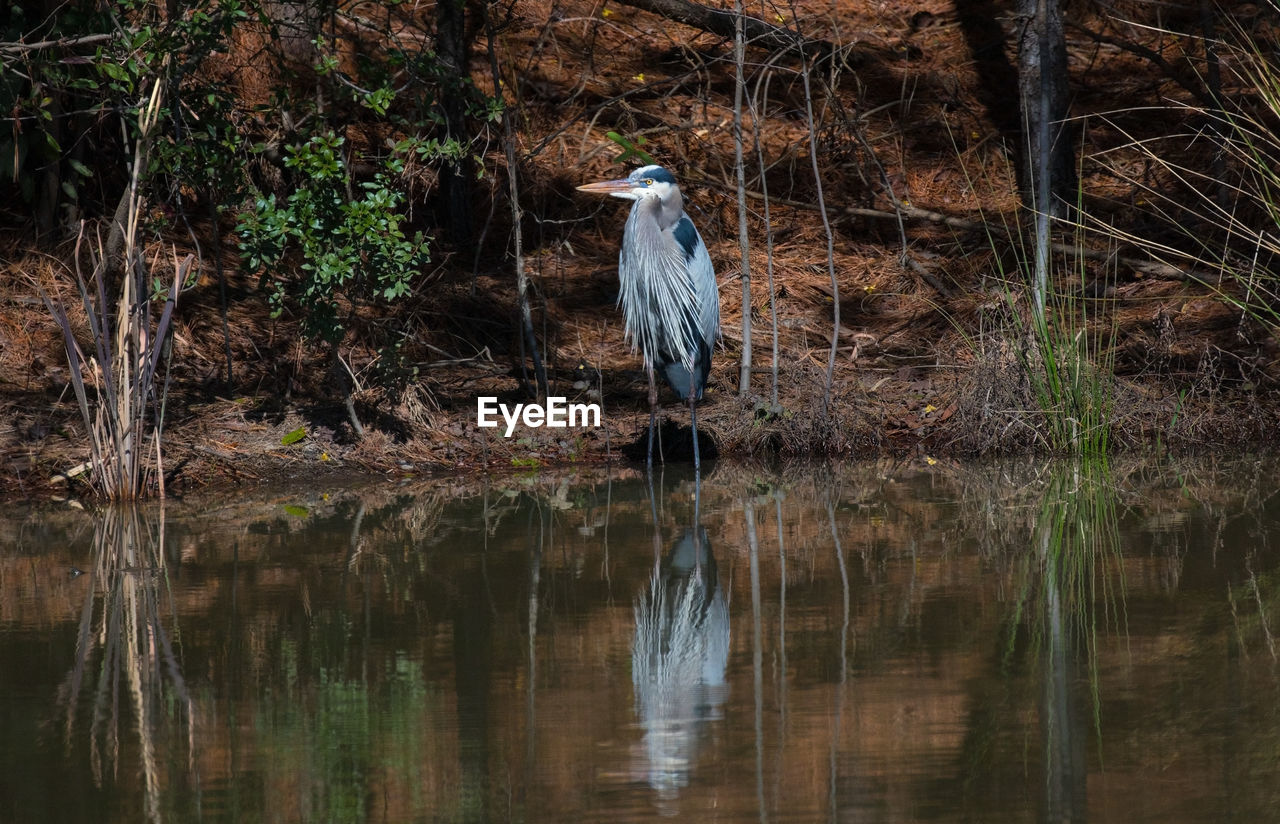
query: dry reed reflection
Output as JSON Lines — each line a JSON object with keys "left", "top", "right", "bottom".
{"left": 57, "top": 505, "right": 193, "bottom": 824}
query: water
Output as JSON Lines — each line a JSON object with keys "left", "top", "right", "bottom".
{"left": 2, "top": 459, "right": 1280, "bottom": 823}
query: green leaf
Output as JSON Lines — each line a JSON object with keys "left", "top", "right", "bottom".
{"left": 281, "top": 426, "right": 307, "bottom": 445}
{"left": 283, "top": 505, "right": 309, "bottom": 518}
{"left": 101, "top": 62, "right": 129, "bottom": 82}
{"left": 606, "top": 131, "right": 655, "bottom": 165}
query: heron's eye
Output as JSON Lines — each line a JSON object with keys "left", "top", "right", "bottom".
{"left": 643, "top": 178, "right": 654, "bottom": 185}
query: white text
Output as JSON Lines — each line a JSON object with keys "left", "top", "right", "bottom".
{"left": 477, "top": 396, "right": 602, "bottom": 437}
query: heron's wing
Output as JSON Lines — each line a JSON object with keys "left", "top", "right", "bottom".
{"left": 681, "top": 217, "right": 720, "bottom": 349}
{"left": 656, "top": 214, "right": 718, "bottom": 360}
{"left": 651, "top": 250, "right": 702, "bottom": 369}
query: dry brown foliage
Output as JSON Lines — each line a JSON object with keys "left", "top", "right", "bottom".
{"left": 3, "top": 0, "right": 1280, "bottom": 498}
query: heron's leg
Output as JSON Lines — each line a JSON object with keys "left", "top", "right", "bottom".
{"left": 687, "top": 371, "right": 700, "bottom": 471}
{"left": 646, "top": 465, "right": 661, "bottom": 570}
{"left": 646, "top": 366, "right": 658, "bottom": 468}
{"left": 692, "top": 462, "right": 702, "bottom": 573}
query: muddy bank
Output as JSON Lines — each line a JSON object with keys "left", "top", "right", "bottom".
{"left": 2, "top": 249, "right": 1274, "bottom": 503}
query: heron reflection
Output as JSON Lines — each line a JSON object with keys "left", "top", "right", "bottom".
{"left": 631, "top": 523, "right": 729, "bottom": 799}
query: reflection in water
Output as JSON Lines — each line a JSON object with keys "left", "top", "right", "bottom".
{"left": 632, "top": 485, "right": 729, "bottom": 800}
{"left": 59, "top": 506, "right": 192, "bottom": 824}
{"left": 1032, "top": 464, "right": 1113, "bottom": 824}
{"left": 954, "top": 462, "right": 1119, "bottom": 823}
{"left": 6, "top": 461, "right": 1280, "bottom": 822}
{"left": 825, "top": 498, "right": 851, "bottom": 823}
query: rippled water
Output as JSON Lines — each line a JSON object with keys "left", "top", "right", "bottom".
{"left": 2, "top": 459, "right": 1279, "bottom": 822}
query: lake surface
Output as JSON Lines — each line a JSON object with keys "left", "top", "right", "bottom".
{"left": 2, "top": 459, "right": 1279, "bottom": 822}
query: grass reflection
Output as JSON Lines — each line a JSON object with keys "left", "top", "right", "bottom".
{"left": 1229, "top": 552, "right": 1280, "bottom": 663}
{"left": 252, "top": 649, "right": 433, "bottom": 822}
{"left": 961, "top": 460, "right": 1125, "bottom": 822}
{"left": 1019, "top": 460, "right": 1125, "bottom": 713}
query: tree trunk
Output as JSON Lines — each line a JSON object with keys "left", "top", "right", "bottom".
{"left": 436, "top": 0, "right": 475, "bottom": 246}
{"left": 1017, "top": 0, "right": 1072, "bottom": 221}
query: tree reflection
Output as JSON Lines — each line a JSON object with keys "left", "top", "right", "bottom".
{"left": 1032, "top": 464, "right": 1104, "bottom": 824}
{"left": 632, "top": 474, "right": 729, "bottom": 802}
{"left": 58, "top": 505, "right": 193, "bottom": 824}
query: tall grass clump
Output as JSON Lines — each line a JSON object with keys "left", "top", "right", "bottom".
{"left": 978, "top": 273, "right": 1116, "bottom": 457}
{"left": 1021, "top": 250, "right": 1116, "bottom": 457}
{"left": 43, "top": 232, "right": 187, "bottom": 500}
{"left": 41, "top": 79, "right": 185, "bottom": 500}
{"left": 953, "top": 139, "right": 1116, "bottom": 456}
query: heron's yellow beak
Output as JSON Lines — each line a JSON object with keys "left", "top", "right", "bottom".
{"left": 576, "top": 179, "right": 634, "bottom": 195}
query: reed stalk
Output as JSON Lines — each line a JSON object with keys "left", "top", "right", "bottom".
{"left": 42, "top": 76, "right": 186, "bottom": 499}
{"left": 732, "top": 0, "right": 752, "bottom": 395}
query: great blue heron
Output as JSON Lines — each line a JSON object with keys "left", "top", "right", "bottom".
{"left": 577, "top": 165, "right": 720, "bottom": 469}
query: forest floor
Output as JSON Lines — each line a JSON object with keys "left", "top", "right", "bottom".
{"left": 2, "top": 0, "right": 1278, "bottom": 500}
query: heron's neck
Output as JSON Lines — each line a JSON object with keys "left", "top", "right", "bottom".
{"left": 637, "top": 190, "right": 683, "bottom": 231}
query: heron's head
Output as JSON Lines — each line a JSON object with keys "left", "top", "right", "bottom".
{"left": 576, "top": 164, "right": 680, "bottom": 203}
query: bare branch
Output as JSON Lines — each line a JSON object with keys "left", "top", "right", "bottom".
{"left": 0, "top": 32, "right": 115, "bottom": 55}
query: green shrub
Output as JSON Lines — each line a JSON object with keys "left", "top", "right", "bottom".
{"left": 236, "top": 132, "right": 429, "bottom": 342}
